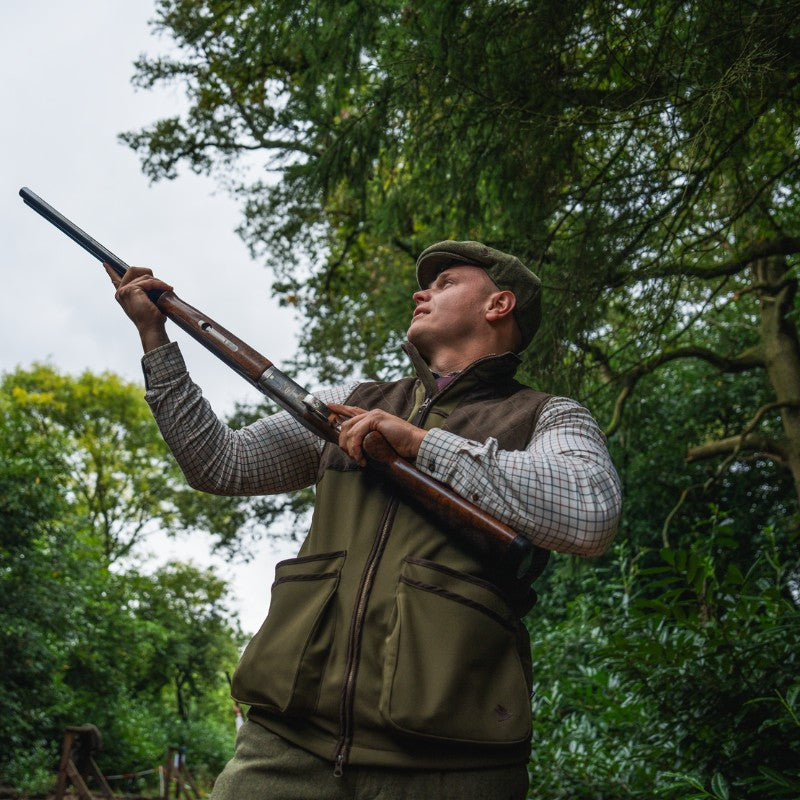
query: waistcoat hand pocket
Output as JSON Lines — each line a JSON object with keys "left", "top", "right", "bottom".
{"left": 232, "top": 550, "right": 345, "bottom": 714}
{"left": 380, "top": 557, "right": 532, "bottom": 745}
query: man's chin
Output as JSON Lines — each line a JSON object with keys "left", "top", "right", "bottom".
{"left": 406, "top": 327, "right": 432, "bottom": 360}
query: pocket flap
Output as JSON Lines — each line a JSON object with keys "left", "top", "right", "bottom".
{"left": 232, "top": 550, "right": 345, "bottom": 714}
{"left": 401, "top": 557, "right": 515, "bottom": 628}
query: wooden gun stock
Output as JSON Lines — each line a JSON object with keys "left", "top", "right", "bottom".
{"left": 360, "top": 433, "right": 541, "bottom": 581}
{"left": 19, "top": 186, "right": 547, "bottom": 610}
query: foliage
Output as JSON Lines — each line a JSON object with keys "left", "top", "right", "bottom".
{"left": 528, "top": 513, "right": 799, "bottom": 799}
{"left": 123, "top": 0, "right": 800, "bottom": 535}
{"left": 0, "top": 367, "right": 244, "bottom": 792}
{"left": 4, "top": 364, "right": 187, "bottom": 562}
{"left": 606, "top": 349, "right": 793, "bottom": 553}
{"left": 0, "top": 389, "right": 83, "bottom": 790}
{"left": 117, "top": 4, "right": 800, "bottom": 796}
{"left": 1, "top": 363, "right": 287, "bottom": 560}
{"left": 124, "top": 0, "right": 800, "bottom": 508}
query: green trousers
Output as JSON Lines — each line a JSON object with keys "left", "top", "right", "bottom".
{"left": 210, "top": 720, "right": 530, "bottom": 800}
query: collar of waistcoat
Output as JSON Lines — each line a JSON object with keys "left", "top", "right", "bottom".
{"left": 401, "top": 341, "right": 522, "bottom": 396}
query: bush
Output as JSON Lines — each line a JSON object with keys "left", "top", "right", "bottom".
{"left": 527, "top": 513, "right": 800, "bottom": 799}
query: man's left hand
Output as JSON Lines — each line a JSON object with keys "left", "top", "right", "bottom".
{"left": 327, "top": 403, "right": 427, "bottom": 467}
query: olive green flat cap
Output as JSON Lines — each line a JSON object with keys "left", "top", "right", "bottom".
{"left": 416, "top": 240, "right": 542, "bottom": 352}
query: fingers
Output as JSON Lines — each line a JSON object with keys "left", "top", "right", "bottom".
{"left": 327, "top": 402, "right": 367, "bottom": 420}
{"left": 103, "top": 264, "right": 173, "bottom": 353}
{"left": 336, "top": 408, "right": 380, "bottom": 466}
{"left": 335, "top": 408, "right": 426, "bottom": 466}
{"left": 104, "top": 263, "right": 172, "bottom": 294}
{"left": 108, "top": 265, "right": 173, "bottom": 323}
{"left": 330, "top": 404, "right": 372, "bottom": 466}
{"left": 104, "top": 263, "right": 153, "bottom": 288}
{"left": 103, "top": 263, "right": 172, "bottom": 353}
{"left": 103, "top": 263, "right": 122, "bottom": 287}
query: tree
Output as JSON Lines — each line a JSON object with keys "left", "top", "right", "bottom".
{"left": 2, "top": 363, "right": 278, "bottom": 561}
{"left": 0, "top": 367, "right": 245, "bottom": 792}
{"left": 0, "top": 388, "right": 83, "bottom": 788}
{"left": 56, "top": 562, "right": 243, "bottom": 784}
{"left": 124, "top": 0, "right": 800, "bottom": 512}
{"left": 527, "top": 524, "right": 800, "bottom": 799}
{"left": 125, "top": 562, "right": 244, "bottom": 723}
{"left": 5, "top": 364, "right": 186, "bottom": 562}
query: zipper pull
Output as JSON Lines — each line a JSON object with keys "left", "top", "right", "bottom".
{"left": 333, "top": 752, "right": 345, "bottom": 778}
{"left": 413, "top": 396, "right": 432, "bottom": 425}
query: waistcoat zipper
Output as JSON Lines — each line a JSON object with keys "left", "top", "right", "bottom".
{"left": 331, "top": 378, "right": 464, "bottom": 776}
{"left": 333, "top": 499, "right": 398, "bottom": 776}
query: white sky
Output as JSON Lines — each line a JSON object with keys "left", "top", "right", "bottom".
{"left": 1, "top": 0, "right": 300, "bottom": 633}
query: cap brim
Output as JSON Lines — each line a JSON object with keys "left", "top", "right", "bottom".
{"left": 416, "top": 250, "right": 477, "bottom": 288}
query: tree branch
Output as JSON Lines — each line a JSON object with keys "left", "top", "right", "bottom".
{"left": 657, "top": 237, "right": 800, "bottom": 279}
{"left": 661, "top": 400, "right": 797, "bottom": 546}
{"left": 605, "top": 345, "right": 765, "bottom": 435}
{"left": 577, "top": 339, "right": 616, "bottom": 384}
{"left": 686, "top": 433, "right": 787, "bottom": 465}
{"left": 685, "top": 399, "right": 799, "bottom": 466}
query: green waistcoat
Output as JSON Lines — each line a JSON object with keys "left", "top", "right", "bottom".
{"left": 232, "top": 345, "right": 551, "bottom": 771}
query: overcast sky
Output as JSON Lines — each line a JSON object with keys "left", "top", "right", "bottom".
{"left": 1, "top": 1, "right": 301, "bottom": 633}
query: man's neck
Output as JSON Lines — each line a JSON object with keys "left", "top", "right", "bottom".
{"left": 415, "top": 325, "right": 517, "bottom": 373}
{"left": 427, "top": 345, "right": 497, "bottom": 375}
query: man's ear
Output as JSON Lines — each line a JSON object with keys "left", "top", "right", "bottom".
{"left": 485, "top": 290, "right": 517, "bottom": 322}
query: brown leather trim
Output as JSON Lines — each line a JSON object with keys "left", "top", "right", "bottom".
{"left": 398, "top": 576, "right": 514, "bottom": 631}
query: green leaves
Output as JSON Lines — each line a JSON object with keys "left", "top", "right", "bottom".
{"left": 659, "top": 771, "right": 731, "bottom": 800}
{"left": 0, "top": 365, "right": 245, "bottom": 792}
{"left": 122, "top": 0, "right": 800, "bottom": 518}
{"left": 527, "top": 511, "right": 800, "bottom": 799}
{"left": 108, "top": 3, "right": 800, "bottom": 795}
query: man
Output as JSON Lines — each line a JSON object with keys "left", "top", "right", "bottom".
{"left": 108, "top": 240, "right": 621, "bottom": 800}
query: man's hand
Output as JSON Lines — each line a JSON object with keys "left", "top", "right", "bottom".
{"left": 328, "top": 403, "right": 427, "bottom": 467}
{"left": 105, "top": 264, "right": 173, "bottom": 353}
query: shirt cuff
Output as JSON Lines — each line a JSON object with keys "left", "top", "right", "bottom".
{"left": 416, "top": 427, "right": 474, "bottom": 479}
{"left": 141, "top": 341, "right": 187, "bottom": 390}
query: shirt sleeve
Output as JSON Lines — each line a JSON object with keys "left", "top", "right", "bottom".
{"left": 141, "top": 341, "right": 351, "bottom": 496}
{"left": 415, "top": 396, "right": 621, "bottom": 556}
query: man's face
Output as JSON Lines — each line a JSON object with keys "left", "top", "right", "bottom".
{"left": 406, "top": 265, "right": 498, "bottom": 359}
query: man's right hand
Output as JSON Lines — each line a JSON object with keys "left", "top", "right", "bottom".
{"left": 105, "top": 264, "right": 173, "bottom": 353}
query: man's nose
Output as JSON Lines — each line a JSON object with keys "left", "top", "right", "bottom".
{"left": 412, "top": 288, "right": 430, "bottom": 303}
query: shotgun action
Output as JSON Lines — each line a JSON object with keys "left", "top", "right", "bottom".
{"left": 19, "top": 186, "right": 548, "bottom": 608}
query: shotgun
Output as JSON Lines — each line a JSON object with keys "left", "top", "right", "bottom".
{"left": 19, "top": 186, "right": 548, "bottom": 609}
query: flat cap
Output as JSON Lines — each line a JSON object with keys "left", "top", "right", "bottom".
{"left": 416, "top": 240, "right": 542, "bottom": 352}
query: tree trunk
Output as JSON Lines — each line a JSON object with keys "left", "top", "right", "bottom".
{"left": 755, "top": 257, "right": 800, "bottom": 503}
